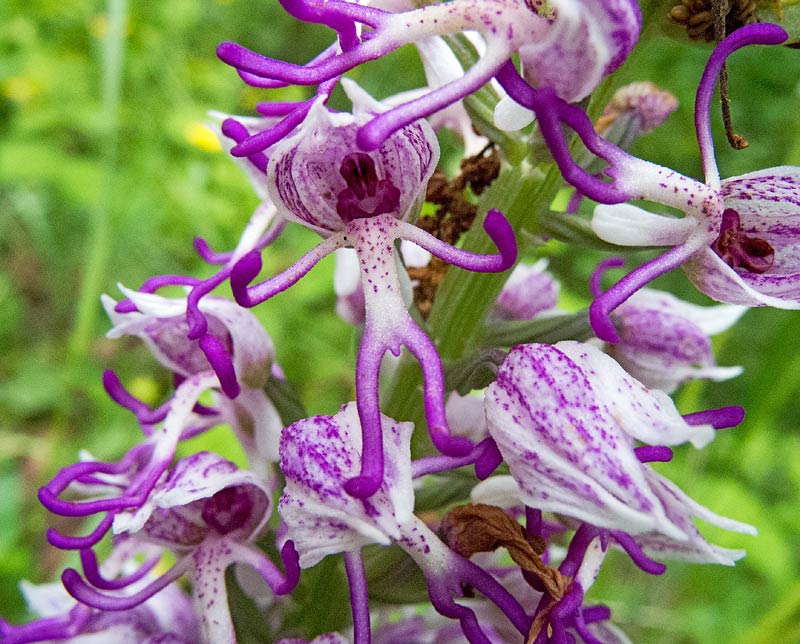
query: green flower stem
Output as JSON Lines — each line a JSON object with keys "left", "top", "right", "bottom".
{"left": 384, "top": 160, "right": 563, "bottom": 455}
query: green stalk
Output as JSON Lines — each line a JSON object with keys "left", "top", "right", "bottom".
{"left": 383, "top": 160, "right": 564, "bottom": 452}
{"left": 66, "top": 0, "right": 127, "bottom": 367}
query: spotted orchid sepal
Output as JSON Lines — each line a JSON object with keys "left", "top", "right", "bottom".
{"left": 230, "top": 87, "right": 517, "bottom": 498}
{"left": 279, "top": 403, "right": 531, "bottom": 644}
{"left": 471, "top": 342, "right": 754, "bottom": 547}
{"left": 217, "top": 0, "right": 640, "bottom": 151}
{"left": 495, "top": 24, "right": 797, "bottom": 342}
{"left": 592, "top": 258, "right": 746, "bottom": 393}
{"left": 60, "top": 453, "right": 299, "bottom": 644}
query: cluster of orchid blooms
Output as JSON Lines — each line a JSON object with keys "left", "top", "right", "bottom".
{"left": 5, "top": 0, "right": 800, "bottom": 643}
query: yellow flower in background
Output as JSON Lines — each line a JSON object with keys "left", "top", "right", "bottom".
{"left": 185, "top": 122, "right": 222, "bottom": 152}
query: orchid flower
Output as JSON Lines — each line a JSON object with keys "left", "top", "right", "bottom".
{"left": 229, "top": 81, "right": 517, "bottom": 498}
{"left": 492, "top": 259, "right": 560, "bottom": 321}
{"left": 0, "top": 539, "right": 199, "bottom": 644}
{"left": 495, "top": 23, "right": 800, "bottom": 342}
{"left": 471, "top": 342, "right": 756, "bottom": 565}
{"left": 38, "top": 291, "right": 282, "bottom": 552}
{"left": 279, "top": 402, "right": 531, "bottom": 644}
{"left": 216, "top": 0, "right": 641, "bottom": 152}
{"left": 59, "top": 452, "right": 299, "bottom": 644}
{"left": 591, "top": 258, "right": 746, "bottom": 393}
{"left": 114, "top": 114, "right": 287, "bottom": 399}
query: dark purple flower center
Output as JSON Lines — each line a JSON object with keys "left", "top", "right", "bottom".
{"left": 202, "top": 486, "right": 254, "bottom": 535}
{"left": 336, "top": 152, "right": 401, "bottom": 222}
{"left": 710, "top": 208, "right": 774, "bottom": 274}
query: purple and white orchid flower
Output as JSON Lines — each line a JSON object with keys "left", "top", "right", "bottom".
{"left": 495, "top": 23, "right": 800, "bottom": 342}
{"left": 216, "top": 0, "right": 640, "bottom": 152}
{"left": 38, "top": 291, "right": 282, "bottom": 553}
{"left": 59, "top": 452, "right": 299, "bottom": 644}
{"left": 229, "top": 82, "right": 516, "bottom": 498}
{"left": 1, "top": 539, "right": 199, "bottom": 644}
{"left": 471, "top": 342, "right": 755, "bottom": 565}
{"left": 592, "top": 258, "right": 745, "bottom": 393}
{"left": 279, "top": 402, "right": 531, "bottom": 644}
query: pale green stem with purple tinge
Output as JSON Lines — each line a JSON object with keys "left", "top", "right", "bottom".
{"left": 384, "top": 161, "right": 563, "bottom": 455}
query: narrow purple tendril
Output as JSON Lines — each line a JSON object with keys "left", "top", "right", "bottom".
{"left": 582, "top": 604, "right": 612, "bottom": 624}
{"left": 276, "top": 540, "right": 301, "bottom": 595}
{"left": 474, "top": 438, "right": 503, "bottom": 480}
{"left": 79, "top": 548, "right": 161, "bottom": 591}
{"left": 572, "top": 607, "right": 606, "bottom": 644}
{"left": 103, "top": 370, "right": 169, "bottom": 425}
{"left": 609, "top": 531, "right": 666, "bottom": 575}
{"left": 411, "top": 438, "right": 496, "bottom": 479}
{"left": 278, "top": 0, "right": 387, "bottom": 32}
{"left": 589, "top": 257, "right": 625, "bottom": 299}
{"left": 194, "top": 236, "right": 233, "bottom": 265}
{"left": 231, "top": 234, "right": 345, "bottom": 307}
{"left": 61, "top": 557, "right": 191, "bottom": 611}
{"left": 635, "top": 445, "right": 674, "bottom": 463}
{"left": 230, "top": 78, "right": 338, "bottom": 158}
{"left": 198, "top": 333, "right": 240, "bottom": 399}
{"left": 344, "top": 550, "right": 372, "bottom": 644}
{"left": 221, "top": 118, "right": 268, "bottom": 173}
{"left": 46, "top": 515, "right": 115, "bottom": 551}
{"left": 589, "top": 240, "right": 703, "bottom": 342}
{"left": 683, "top": 405, "right": 744, "bottom": 429}
{"left": 559, "top": 524, "right": 600, "bottom": 578}
{"left": 39, "top": 447, "right": 148, "bottom": 517}
{"left": 495, "top": 63, "right": 630, "bottom": 205}
{"left": 235, "top": 43, "right": 340, "bottom": 90}
{"left": 694, "top": 24, "right": 788, "bottom": 188}
{"left": 396, "top": 209, "right": 517, "bottom": 273}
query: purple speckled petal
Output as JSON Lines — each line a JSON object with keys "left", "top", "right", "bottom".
{"left": 493, "top": 260, "right": 559, "bottom": 321}
{"left": 279, "top": 403, "right": 414, "bottom": 567}
{"left": 549, "top": 342, "right": 716, "bottom": 448}
{"left": 683, "top": 246, "right": 800, "bottom": 307}
{"left": 114, "top": 452, "right": 272, "bottom": 549}
{"left": 633, "top": 470, "right": 757, "bottom": 565}
{"left": 606, "top": 288, "right": 744, "bottom": 393}
{"left": 482, "top": 342, "right": 686, "bottom": 538}
{"left": 518, "top": 0, "right": 640, "bottom": 103}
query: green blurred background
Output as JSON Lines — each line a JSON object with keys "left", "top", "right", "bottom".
{"left": 1, "top": 1, "right": 799, "bottom": 642}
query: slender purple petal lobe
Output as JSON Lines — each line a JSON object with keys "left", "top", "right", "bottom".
{"left": 218, "top": 0, "right": 641, "bottom": 149}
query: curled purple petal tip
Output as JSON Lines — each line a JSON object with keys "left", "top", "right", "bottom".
{"left": 276, "top": 540, "right": 301, "bottom": 595}
{"left": 683, "top": 405, "right": 745, "bottom": 429}
{"left": 231, "top": 250, "right": 263, "bottom": 307}
{"left": 589, "top": 297, "right": 621, "bottom": 343}
{"left": 198, "top": 333, "right": 240, "bottom": 399}
{"left": 484, "top": 209, "right": 517, "bottom": 271}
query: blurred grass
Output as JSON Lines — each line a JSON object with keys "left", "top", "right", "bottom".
{"left": 1, "top": 0, "right": 799, "bottom": 641}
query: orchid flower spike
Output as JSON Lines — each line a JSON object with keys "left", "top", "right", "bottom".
{"left": 230, "top": 82, "right": 517, "bottom": 498}
{"left": 59, "top": 452, "right": 299, "bottom": 644}
{"left": 472, "top": 342, "right": 756, "bottom": 566}
{"left": 216, "top": 0, "right": 641, "bottom": 151}
{"left": 279, "top": 403, "right": 531, "bottom": 644}
{"left": 591, "top": 258, "right": 746, "bottom": 393}
{"left": 496, "top": 23, "right": 800, "bottom": 342}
